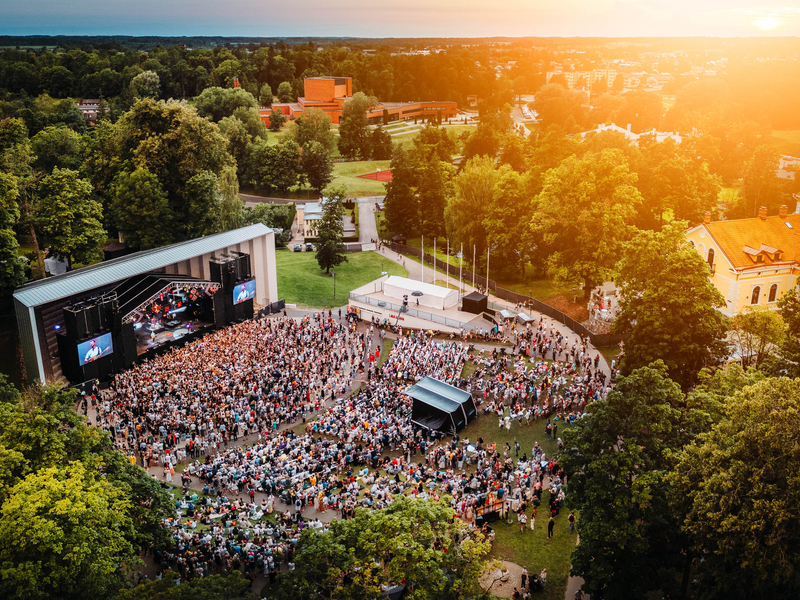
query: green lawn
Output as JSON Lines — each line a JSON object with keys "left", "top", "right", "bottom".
{"left": 329, "top": 160, "right": 391, "bottom": 196}
{"left": 276, "top": 249, "right": 407, "bottom": 308}
{"left": 772, "top": 130, "right": 800, "bottom": 157}
{"left": 494, "top": 278, "right": 579, "bottom": 302}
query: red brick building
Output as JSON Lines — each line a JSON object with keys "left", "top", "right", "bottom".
{"left": 262, "top": 76, "right": 458, "bottom": 125}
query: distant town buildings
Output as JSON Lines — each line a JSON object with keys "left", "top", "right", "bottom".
{"left": 579, "top": 123, "right": 683, "bottom": 145}
{"left": 264, "top": 76, "right": 458, "bottom": 125}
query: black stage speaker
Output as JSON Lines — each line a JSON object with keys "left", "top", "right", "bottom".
{"left": 121, "top": 323, "right": 137, "bottom": 368}
{"left": 56, "top": 333, "right": 82, "bottom": 383}
{"left": 213, "top": 289, "right": 229, "bottom": 328}
{"left": 85, "top": 303, "right": 103, "bottom": 335}
{"left": 82, "top": 359, "right": 99, "bottom": 382}
{"left": 64, "top": 306, "right": 90, "bottom": 340}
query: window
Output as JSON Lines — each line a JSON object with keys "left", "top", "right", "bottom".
{"left": 707, "top": 248, "right": 715, "bottom": 265}
{"left": 751, "top": 286, "right": 761, "bottom": 305}
{"left": 769, "top": 284, "right": 778, "bottom": 303}
{"left": 756, "top": 254, "right": 764, "bottom": 263}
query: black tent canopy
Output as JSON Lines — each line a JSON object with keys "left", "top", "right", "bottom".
{"left": 407, "top": 377, "right": 477, "bottom": 433}
{"left": 461, "top": 291, "right": 488, "bottom": 315}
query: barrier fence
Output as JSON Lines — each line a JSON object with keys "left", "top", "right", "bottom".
{"left": 388, "top": 241, "right": 627, "bottom": 347}
{"left": 349, "top": 293, "right": 481, "bottom": 332}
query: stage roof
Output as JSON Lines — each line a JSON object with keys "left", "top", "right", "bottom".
{"left": 405, "top": 376, "right": 472, "bottom": 411}
{"left": 14, "top": 224, "right": 272, "bottom": 309}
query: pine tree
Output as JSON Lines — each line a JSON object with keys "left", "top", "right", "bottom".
{"left": 315, "top": 185, "right": 348, "bottom": 274}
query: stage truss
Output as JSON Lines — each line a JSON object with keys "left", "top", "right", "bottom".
{"left": 122, "top": 280, "right": 220, "bottom": 325}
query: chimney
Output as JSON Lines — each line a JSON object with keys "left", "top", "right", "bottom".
{"left": 779, "top": 205, "right": 788, "bottom": 219}
{"left": 758, "top": 206, "right": 767, "bottom": 220}
{"left": 626, "top": 123, "right": 632, "bottom": 133}
{"left": 704, "top": 211, "right": 711, "bottom": 225}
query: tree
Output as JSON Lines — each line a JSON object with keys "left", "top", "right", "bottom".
{"left": 110, "top": 168, "right": 172, "bottom": 250}
{"left": 269, "top": 109, "right": 287, "bottom": 132}
{"left": 669, "top": 378, "right": 800, "bottom": 600}
{"left": 29, "top": 126, "right": 83, "bottom": 173}
{"left": 274, "top": 496, "right": 490, "bottom": 600}
{"left": 284, "top": 107, "right": 335, "bottom": 153}
{"left": 531, "top": 148, "right": 641, "bottom": 297}
{"left": 499, "top": 133, "right": 527, "bottom": 172}
{"left": 445, "top": 155, "right": 499, "bottom": 264}
{"left": 0, "top": 173, "right": 26, "bottom": 294}
{"left": 636, "top": 137, "right": 721, "bottom": 229}
{"left": 315, "top": 185, "right": 348, "bottom": 273}
{"left": 369, "top": 126, "right": 393, "bottom": 160}
{"left": 34, "top": 167, "right": 106, "bottom": 267}
{"left": 0, "top": 462, "right": 137, "bottom": 600}
{"left": 383, "top": 147, "right": 418, "bottom": 237}
{"left": 338, "top": 92, "right": 378, "bottom": 160}
{"left": 217, "top": 115, "right": 253, "bottom": 181}
{"left": 112, "top": 98, "right": 236, "bottom": 243}
{"left": 246, "top": 140, "right": 301, "bottom": 193}
{"left": 742, "top": 145, "right": 790, "bottom": 217}
{"left": 129, "top": 70, "right": 160, "bottom": 99}
{"left": 302, "top": 140, "right": 334, "bottom": 192}
{"left": 483, "top": 168, "right": 536, "bottom": 279}
{"left": 730, "top": 306, "right": 784, "bottom": 369}
{"left": 560, "top": 362, "right": 700, "bottom": 600}
{"left": 416, "top": 158, "right": 453, "bottom": 237}
{"left": 462, "top": 123, "right": 500, "bottom": 160}
{"left": 259, "top": 83, "right": 273, "bottom": 106}
{"left": 763, "top": 281, "right": 800, "bottom": 377}
{"left": 276, "top": 81, "right": 294, "bottom": 103}
{"left": 614, "top": 221, "right": 729, "bottom": 390}
{"left": 193, "top": 87, "right": 258, "bottom": 122}
{"left": 118, "top": 571, "right": 252, "bottom": 600}
{"left": 531, "top": 83, "right": 587, "bottom": 129}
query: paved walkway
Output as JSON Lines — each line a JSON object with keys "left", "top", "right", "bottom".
{"left": 358, "top": 202, "right": 379, "bottom": 244}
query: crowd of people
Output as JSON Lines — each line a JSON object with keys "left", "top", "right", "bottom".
{"left": 90, "top": 307, "right": 610, "bottom": 592}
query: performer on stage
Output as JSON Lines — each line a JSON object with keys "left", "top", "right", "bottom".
{"left": 83, "top": 339, "right": 103, "bottom": 363}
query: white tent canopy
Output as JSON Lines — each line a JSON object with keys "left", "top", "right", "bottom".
{"left": 382, "top": 276, "right": 459, "bottom": 310}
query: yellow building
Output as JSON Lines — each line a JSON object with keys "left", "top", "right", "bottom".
{"left": 686, "top": 206, "right": 800, "bottom": 317}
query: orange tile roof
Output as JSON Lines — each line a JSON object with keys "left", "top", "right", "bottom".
{"left": 705, "top": 214, "right": 800, "bottom": 269}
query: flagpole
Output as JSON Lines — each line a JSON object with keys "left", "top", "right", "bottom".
{"left": 421, "top": 234, "right": 424, "bottom": 283}
{"left": 486, "top": 246, "right": 490, "bottom": 294}
{"left": 460, "top": 243, "right": 463, "bottom": 296}
{"left": 446, "top": 239, "right": 450, "bottom": 289}
{"left": 433, "top": 237, "right": 436, "bottom": 287}
{"left": 472, "top": 244, "right": 476, "bottom": 290}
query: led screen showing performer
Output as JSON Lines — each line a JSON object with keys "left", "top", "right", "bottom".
{"left": 77, "top": 332, "right": 114, "bottom": 366}
{"left": 233, "top": 279, "right": 256, "bottom": 305}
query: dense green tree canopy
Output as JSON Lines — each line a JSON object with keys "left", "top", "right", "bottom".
{"left": 531, "top": 148, "right": 641, "bottom": 296}
{"left": 669, "top": 378, "right": 800, "bottom": 600}
{"left": 192, "top": 86, "right": 258, "bottom": 122}
{"left": 0, "top": 380, "right": 172, "bottom": 600}
{"left": 561, "top": 361, "right": 709, "bottom": 600}
{"left": 275, "top": 496, "right": 490, "bottom": 600}
{"left": 614, "top": 221, "right": 729, "bottom": 389}
{"left": 33, "top": 167, "right": 106, "bottom": 266}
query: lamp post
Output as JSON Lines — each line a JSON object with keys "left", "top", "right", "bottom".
{"left": 332, "top": 271, "right": 336, "bottom": 299}
{"left": 785, "top": 221, "right": 799, "bottom": 289}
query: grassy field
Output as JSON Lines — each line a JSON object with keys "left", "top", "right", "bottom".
{"left": 276, "top": 249, "right": 407, "bottom": 308}
{"left": 772, "top": 129, "right": 800, "bottom": 156}
{"left": 329, "top": 160, "right": 391, "bottom": 196}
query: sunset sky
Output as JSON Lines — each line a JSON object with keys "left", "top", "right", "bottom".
{"left": 1, "top": 0, "right": 799, "bottom": 37}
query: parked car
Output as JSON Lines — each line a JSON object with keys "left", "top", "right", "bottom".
{"left": 305, "top": 243, "right": 313, "bottom": 252}
{"left": 293, "top": 244, "right": 302, "bottom": 252}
